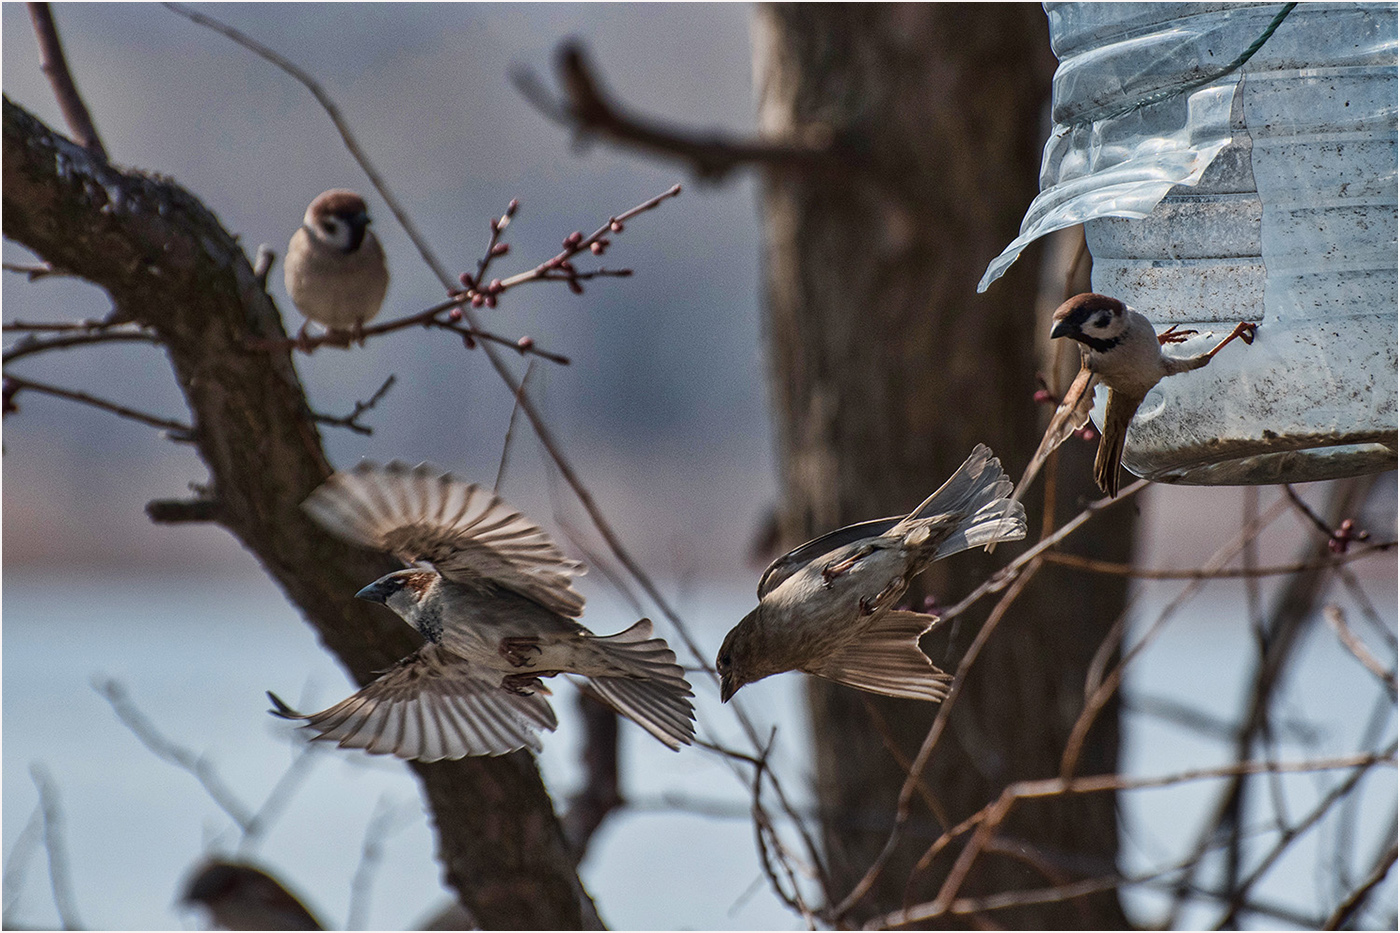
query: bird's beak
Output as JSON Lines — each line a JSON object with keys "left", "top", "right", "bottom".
{"left": 1050, "top": 318, "right": 1075, "bottom": 340}
{"left": 720, "top": 675, "right": 735, "bottom": 703}
{"left": 355, "top": 580, "right": 391, "bottom": 604}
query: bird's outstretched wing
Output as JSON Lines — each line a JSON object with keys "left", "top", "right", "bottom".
{"left": 304, "top": 460, "right": 586, "bottom": 616}
{"left": 756, "top": 516, "right": 903, "bottom": 599}
{"left": 269, "top": 644, "right": 558, "bottom": 761}
{"left": 807, "top": 610, "right": 951, "bottom": 701}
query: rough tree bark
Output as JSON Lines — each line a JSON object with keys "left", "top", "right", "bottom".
{"left": 3, "top": 96, "right": 601, "bottom": 931}
{"left": 753, "top": 6, "right": 1134, "bottom": 926}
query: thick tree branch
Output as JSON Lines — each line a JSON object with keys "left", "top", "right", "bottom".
{"left": 3, "top": 96, "right": 597, "bottom": 931}
{"left": 512, "top": 41, "right": 853, "bottom": 181}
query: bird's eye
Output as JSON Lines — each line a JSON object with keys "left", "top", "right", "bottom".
{"left": 717, "top": 653, "right": 731, "bottom": 673}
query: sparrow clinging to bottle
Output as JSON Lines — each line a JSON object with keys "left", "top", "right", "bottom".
{"left": 1007, "top": 292, "right": 1257, "bottom": 506}
{"left": 283, "top": 189, "right": 388, "bottom": 345}
{"left": 270, "top": 462, "right": 695, "bottom": 760}
{"left": 717, "top": 445, "right": 1026, "bottom": 703}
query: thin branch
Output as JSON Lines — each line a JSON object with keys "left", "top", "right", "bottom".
{"left": 26, "top": 3, "right": 106, "bottom": 158}
{"left": 1040, "top": 540, "right": 1394, "bottom": 579}
{"left": 512, "top": 40, "right": 850, "bottom": 182}
{"left": 494, "top": 360, "right": 536, "bottom": 494}
{"left": 3, "top": 803, "right": 44, "bottom": 925}
{"left": 4, "top": 374, "right": 194, "bottom": 437}
{"left": 1322, "top": 841, "right": 1398, "bottom": 931}
{"left": 346, "top": 796, "right": 404, "bottom": 931}
{"left": 831, "top": 563, "right": 1042, "bottom": 922}
{"left": 872, "top": 752, "right": 1395, "bottom": 928}
{"left": 3, "top": 327, "right": 161, "bottom": 364}
{"left": 29, "top": 763, "right": 83, "bottom": 931}
{"left": 93, "top": 677, "right": 255, "bottom": 832}
{"left": 2, "top": 261, "right": 68, "bottom": 281}
{"left": 1325, "top": 605, "right": 1398, "bottom": 696}
{"left": 309, "top": 374, "right": 397, "bottom": 436}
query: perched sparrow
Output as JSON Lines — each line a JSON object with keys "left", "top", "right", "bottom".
{"left": 717, "top": 445, "right": 1026, "bottom": 702}
{"left": 1008, "top": 293, "right": 1258, "bottom": 503}
{"left": 271, "top": 462, "right": 695, "bottom": 759}
{"left": 283, "top": 189, "right": 388, "bottom": 343}
{"left": 179, "top": 859, "right": 322, "bottom": 931}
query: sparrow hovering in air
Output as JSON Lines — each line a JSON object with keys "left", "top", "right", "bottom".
{"left": 283, "top": 189, "right": 388, "bottom": 346}
{"left": 717, "top": 445, "right": 1027, "bottom": 702}
{"left": 270, "top": 462, "right": 695, "bottom": 760}
{"left": 1007, "top": 292, "right": 1258, "bottom": 507}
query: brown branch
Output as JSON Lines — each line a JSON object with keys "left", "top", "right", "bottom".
{"left": 1324, "top": 605, "right": 1398, "bottom": 695}
{"left": 872, "top": 753, "right": 1395, "bottom": 929}
{"left": 513, "top": 41, "right": 850, "bottom": 182}
{"left": 3, "top": 326, "right": 161, "bottom": 364}
{"left": 309, "top": 374, "right": 396, "bottom": 436}
{"left": 146, "top": 497, "right": 222, "bottom": 525}
{"left": 1323, "top": 840, "right": 1398, "bottom": 930}
{"left": 831, "top": 564, "right": 1042, "bottom": 923}
{"left": 1039, "top": 540, "right": 1394, "bottom": 579}
{"left": 4, "top": 373, "right": 194, "bottom": 437}
{"left": 26, "top": 3, "right": 106, "bottom": 159}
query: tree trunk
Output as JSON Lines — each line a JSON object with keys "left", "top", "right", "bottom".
{"left": 753, "top": 6, "right": 1133, "bottom": 926}
{"left": 3, "top": 96, "right": 600, "bottom": 931}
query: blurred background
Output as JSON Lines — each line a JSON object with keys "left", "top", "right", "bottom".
{"left": 4, "top": 4, "right": 1395, "bottom": 931}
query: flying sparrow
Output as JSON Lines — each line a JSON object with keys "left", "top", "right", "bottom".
{"left": 271, "top": 462, "right": 695, "bottom": 759}
{"left": 179, "top": 859, "right": 323, "bottom": 931}
{"left": 1006, "top": 292, "right": 1257, "bottom": 504}
{"left": 283, "top": 189, "right": 388, "bottom": 345}
{"left": 717, "top": 445, "right": 1027, "bottom": 702}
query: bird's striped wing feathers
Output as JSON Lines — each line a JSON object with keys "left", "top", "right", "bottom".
{"left": 303, "top": 461, "right": 586, "bottom": 616}
{"left": 269, "top": 645, "right": 557, "bottom": 762}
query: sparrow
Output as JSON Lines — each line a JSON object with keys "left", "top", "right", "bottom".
{"left": 717, "top": 444, "right": 1027, "bottom": 702}
{"left": 179, "top": 859, "right": 323, "bottom": 931}
{"left": 1007, "top": 292, "right": 1257, "bottom": 503}
{"left": 270, "top": 462, "right": 695, "bottom": 760}
{"left": 283, "top": 189, "right": 388, "bottom": 344}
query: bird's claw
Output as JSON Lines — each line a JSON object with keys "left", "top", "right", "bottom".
{"left": 1157, "top": 324, "right": 1198, "bottom": 345}
{"left": 499, "top": 637, "right": 542, "bottom": 668}
{"left": 502, "top": 673, "right": 547, "bottom": 696}
{"left": 821, "top": 544, "right": 875, "bottom": 588}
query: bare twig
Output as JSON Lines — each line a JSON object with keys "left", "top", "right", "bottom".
{"left": 1325, "top": 605, "right": 1398, "bottom": 695}
{"left": 93, "top": 677, "right": 255, "bottom": 832}
{"left": 26, "top": 3, "right": 106, "bottom": 158}
{"left": 3, "top": 803, "right": 45, "bottom": 925}
{"left": 831, "top": 564, "right": 1041, "bottom": 922}
{"left": 870, "top": 752, "right": 1395, "bottom": 928}
{"left": 4, "top": 374, "right": 194, "bottom": 437}
{"left": 494, "top": 360, "right": 536, "bottom": 494}
{"left": 1322, "top": 840, "right": 1398, "bottom": 931}
{"left": 4, "top": 326, "right": 161, "bottom": 364}
{"left": 1039, "top": 540, "right": 1394, "bottom": 579}
{"left": 309, "top": 374, "right": 397, "bottom": 436}
{"left": 346, "top": 796, "right": 406, "bottom": 931}
{"left": 512, "top": 41, "right": 849, "bottom": 182}
{"left": 2, "top": 261, "right": 67, "bottom": 281}
{"left": 29, "top": 763, "right": 84, "bottom": 930}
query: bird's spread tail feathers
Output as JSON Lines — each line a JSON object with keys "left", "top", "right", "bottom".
{"left": 891, "top": 444, "right": 1027, "bottom": 559}
{"left": 587, "top": 619, "right": 696, "bottom": 750}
